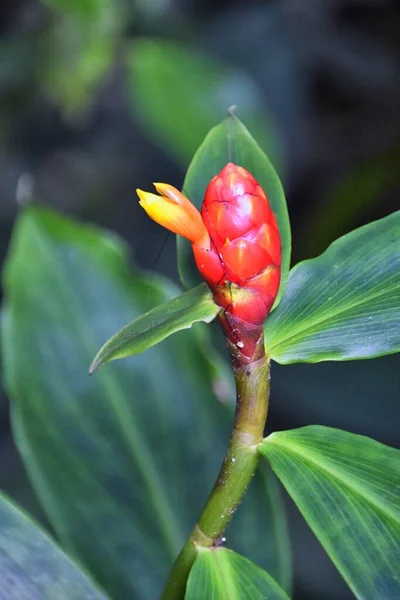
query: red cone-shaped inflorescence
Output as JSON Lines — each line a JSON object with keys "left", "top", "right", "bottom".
{"left": 137, "top": 163, "right": 281, "bottom": 337}
{"left": 192, "top": 163, "right": 281, "bottom": 326}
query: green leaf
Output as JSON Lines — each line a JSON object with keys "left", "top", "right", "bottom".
{"left": 40, "top": 0, "right": 123, "bottom": 116}
{"left": 44, "top": 0, "right": 103, "bottom": 15}
{"left": 89, "top": 283, "right": 220, "bottom": 373}
{"left": 185, "top": 548, "right": 290, "bottom": 600}
{"left": 177, "top": 111, "right": 291, "bottom": 309}
{"left": 127, "top": 39, "right": 281, "bottom": 166}
{"left": 1, "top": 206, "right": 291, "bottom": 600}
{"left": 0, "top": 492, "right": 107, "bottom": 599}
{"left": 264, "top": 211, "right": 400, "bottom": 363}
{"left": 259, "top": 426, "right": 400, "bottom": 600}
{"left": 229, "top": 465, "right": 292, "bottom": 594}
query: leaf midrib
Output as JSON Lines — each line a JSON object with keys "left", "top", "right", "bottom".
{"left": 263, "top": 435, "right": 399, "bottom": 525}
{"left": 214, "top": 551, "right": 240, "bottom": 600}
{"left": 266, "top": 277, "right": 400, "bottom": 356}
{"left": 29, "top": 218, "right": 183, "bottom": 555}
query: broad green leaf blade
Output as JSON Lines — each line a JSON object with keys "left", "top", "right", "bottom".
{"left": 0, "top": 493, "right": 107, "bottom": 600}
{"left": 259, "top": 426, "right": 400, "bottom": 600}
{"left": 89, "top": 283, "right": 219, "bottom": 373}
{"left": 1, "top": 206, "right": 291, "bottom": 600}
{"left": 127, "top": 39, "right": 281, "bottom": 166}
{"left": 185, "top": 548, "right": 290, "bottom": 600}
{"left": 264, "top": 211, "right": 400, "bottom": 363}
{"left": 177, "top": 111, "right": 291, "bottom": 309}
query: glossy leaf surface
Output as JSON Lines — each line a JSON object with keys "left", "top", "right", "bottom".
{"left": 259, "top": 426, "right": 400, "bottom": 600}
{"left": 0, "top": 493, "right": 107, "bottom": 600}
{"left": 186, "top": 548, "right": 290, "bottom": 600}
{"left": 264, "top": 211, "right": 400, "bottom": 363}
{"left": 178, "top": 112, "right": 291, "bottom": 309}
{"left": 1, "top": 206, "right": 291, "bottom": 600}
{"left": 89, "top": 283, "right": 219, "bottom": 373}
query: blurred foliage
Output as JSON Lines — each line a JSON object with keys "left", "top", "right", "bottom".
{"left": 1, "top": 206, "right": 291, "bottom": 599}
{"left": 301, "top": 150, "right": 400, "bottom": 259}
{"left": 0, "top": 1, "right": 399, "bottom": 599}
{"left": 272, "top": 354, "right": 400, "bottom": 447}
{"left": 127, "top": 39, "right": 282, "bottom": 168}
{"left": 39, "top": 0, "right": 125, "bottom": 116}
{"left": 0, "top": 493, "right": 107, "bottom": 599}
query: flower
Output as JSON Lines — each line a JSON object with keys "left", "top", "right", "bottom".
{"left": 137, "top": 163, "right": 281, "bottom": 327}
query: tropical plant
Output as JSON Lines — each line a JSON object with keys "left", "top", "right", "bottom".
{"left": 1, "top": 113, "right": 399, "bottom": 600}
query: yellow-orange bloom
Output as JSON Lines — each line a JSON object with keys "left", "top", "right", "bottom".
{"left": 137, "top": 185, "right": 209, "bottom": 247}
{"left": 137, "top": 164, "right": 281, "bottom": 328}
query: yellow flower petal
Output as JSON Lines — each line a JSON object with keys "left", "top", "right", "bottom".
{"left": 153, "top": 182, "right": 206, "bottom": 228}
{"left": 136, "top": 189, "right": 162, "bottom": 209}
{"left": 136, "top": 188, "right": 209, "bottom": 246}
{"left": 153, "top": 183, "right": 188, "bottom": 207}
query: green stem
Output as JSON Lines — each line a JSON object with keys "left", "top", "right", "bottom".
{"left": 161, "top": 333, "right": 270, "bottom": 599}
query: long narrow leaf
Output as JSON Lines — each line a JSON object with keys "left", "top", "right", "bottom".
{"left": 0, "top": 493, "right": 107, "bottom": 600}
{"left": 264, "top": 211, "right": 400, "bottom": 362}
{"left": 89, "top": 283, "right": 219, "bottom": 373}
{"left": 1, "top": 206, "right": 291, "bottom": 600}
{"left": 259, "top": 426, "right": 400, "bottom": 600}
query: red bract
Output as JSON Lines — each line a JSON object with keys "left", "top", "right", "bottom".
{"left": 192, "top": 163, "right": 281, "bottom": 325}
{"left": 137, "top": 163, "right": 281, "bottom": 327}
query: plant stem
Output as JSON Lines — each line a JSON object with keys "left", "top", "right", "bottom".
{"left": 161, "top": 332, "right": 270, "bottom": 599}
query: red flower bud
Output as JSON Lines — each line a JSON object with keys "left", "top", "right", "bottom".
{"left": 192, "top": 164, "right": 281, "bottom": 325}
{"left": 137, "top": 163, "right": 281, "bottom": 328}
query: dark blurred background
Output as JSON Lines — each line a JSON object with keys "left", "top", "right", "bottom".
{"left": 0, "top": 1, "right": 399, "bottom": 599}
